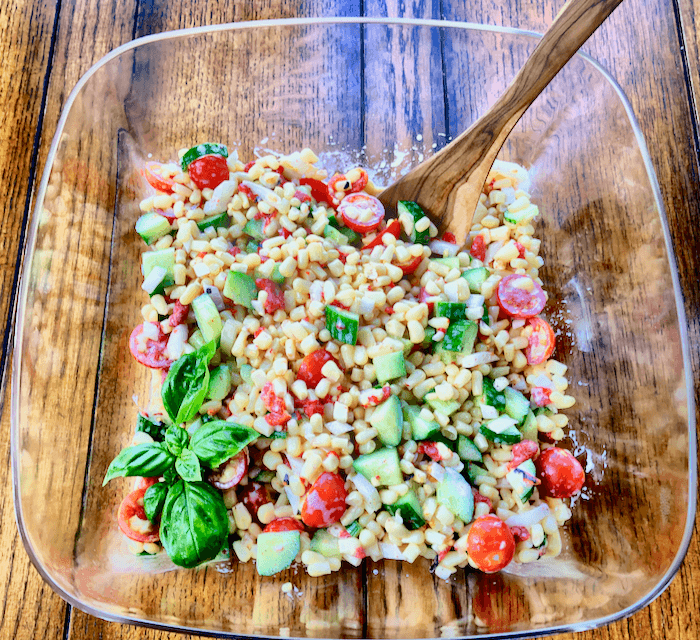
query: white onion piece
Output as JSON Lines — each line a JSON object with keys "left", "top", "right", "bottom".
{"left": 165, "top": 324, "right": 188, "bottom": 360}
{"left": 226, "top": 148, "right": 239, "bottom": 170}
{"left": 484, "top": 241, "right": 503, "bottom": 264}
{"left": 141, "top": 266, "right": 166, "bottom": 294}
{"left": 485, "top": 416, "right": 518, "bottom": 434}
{"left": 309, "top": 281, "right": 324, "bottom": 302}
{"left": 379, "top": 542, "right": 405, "bottom": 561}
{"left": 204, "top": 285, "right": 226, "bottom": 311}
{"left": 286, "top": 455, "right": 304, "bottom": 477}
{"left": 467, "top": 294, "right": 485, "bottom": 308}
{"left": 480, "top": 404, "right": 499, "bottom": 420}
{"left": 358, "top": 296, "right": 375, "bottom": 315}
{"left": 443, "top": 279, "right": 460, "bottom": 302}
{"left": 460, "top": 351, "right": 498, "bottom": 368}
{"left": 429, "top": 239, "right": 460, "bottom": 257}
{"left": 532, "top": 373, "right": 554, "bottom": 389}
{"left": 203, "top": 180, "right": 236, "bottom": 214}
{"left": 502, "top": 186, "right": 516, "bottom": 205}
{"left": 326, "top": 420, "right": 354, "bottom": 435}
{"left": 251, "top": 300, "right": 264, "bottom": 316}
{"left": 350, "top": 473, "right": 381, "bottom": 513}
{"left": 505, "top": 503, "right": 551, "bottom": 528}
{"left": 428, "top": 462, "right": 446, "bottom": 482}
{"left": 241, "top": 180, "right": 275, "bottom": 201}
{"left": 284, "top": 486, "right": 301, "bottom": 515}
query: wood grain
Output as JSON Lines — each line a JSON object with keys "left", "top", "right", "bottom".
{"left": 2, "top": 1, "right": 700, "bottom": 640}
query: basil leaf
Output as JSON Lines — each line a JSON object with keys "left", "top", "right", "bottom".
{"left": 135, "top": 414, "right": 168, "bottom": 442}
{"left": 103, "top": 442, "right": 175, "bottom": 486}
{"left": 175, "top": 448, "right": 202, "bottom": 482}
{"left": 144, "top": 482, "right": 169, "bottom": 522}
{"left": 162, "top": 342, "right": 216, "bottom": 424}
{"left": 189, "top": 421, "right": 259, "bottom": 469}
{"left": 163, "top": 466, "right": 178, "bottom": 485}
{"left": 165, "top": 424, "right": 189, "bottom": 456}
{"left": 160, "top": 480, "right": 228, "bottom": 568}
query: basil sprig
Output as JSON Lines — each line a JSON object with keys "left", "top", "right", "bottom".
{"left": 165, "top": 424, "right": 190, "bottom": 457}
{"left": 175, "top": 449, "right": 202, "bottom": 482}
{"left": 160, "top": 480, "right": 229, "bottom": 568}
{"left": 190, "top": 420, "right": 259, "bottom": 469}
{"left": 144, "top": 481, "right": 169, "bottom": 521}
{"left": 102, "top": 442, "right": 175, "bottom": 486}
{"left": 162, "top": 341, "right": 216, "bottom": 424}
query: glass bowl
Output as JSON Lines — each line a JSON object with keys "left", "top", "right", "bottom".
{"left": 12, "top": 17, "right": 695, "bottom": 639}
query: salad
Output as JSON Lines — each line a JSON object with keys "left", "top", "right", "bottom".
{"left": 103, "top": 142, "right": 585, "bottom": 578}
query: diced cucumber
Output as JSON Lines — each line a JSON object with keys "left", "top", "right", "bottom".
{"left": 197, "top": 212, "right": 230, "bottom": 233}
{"left": 505, "top": 459, "right": 538, "bottom": 503}
{"left": 353, "top": 448, "right": 403, "bottom": 486}
{"left": 188, "top": 329, "right": 207, "bottom": 351}
{"left": 504, "top": 386, "right": 530, "bottom": 426}
{"left": 397, "top": 200, "right": 430, "bottom": 245}
{"left": 477, "top": 377, "right": 506, "bottom": 412}
{"left": 327, "top": 215, "right": 362, "bottom": 244}
{"left": 437, "top": 468, "right": 474, "bottom": 523}
{"left": 385, "top": 488, "right": 425, "bottom": 530}
{"left": 325, "top": 305, "right": 359, "bottom": 345}
{"left": 403, "top": 404, "right": 441, "bottom": 441}
{"left": 520, "top": 410, "right": 538, "bottom": 442}
{"left": 255, "top": 263, "right": 285, "bottom": 285}
{"left": 323, "top": 224, "right": 350, "bottom": 246}
{"left": 223, "top": 271, "right": 258, "bottom": 310}
{"left": 243, "top": 218, "right": 265, "bottom": 240}
{"left": 534, "top": 407, "right": 553, "bottom": 416}
{"left": 240, "top": 364, "right": 253, "bottom": 384}
{"left": 310, "top": 530, "right": 341, "bottom": 557}
{"left": 142, "top": 248, "right": 176, "bottom": 295}
{"left": 435, "top": 301, "right": 467, "bottom": 321}
{"left": 369, "top": 395, "right": 403, "bottom": 446}
{"left": 504, "top": 203, "right": 539, "bottom": 226}
{"left": 346, "top": 521, "right": 362, "bottom": 537}
{"left": 191, "top": 293, "right": 223, "bottom": 344}
{"left": 482, "top": 303, "right": 490, "bottom": 325}
{"left": 480, "top": 422, "right": 523, "bottom": 445}
{"left": 425, "top": 395, "right": 461, "bottom": 417}
{"left": 464, "top": 461, "right": 486, "bottom": 486}
{"left": 253, "top": 469, "right": 276, "bottom": 483}
{"left": 136, "top": 212, "right": 172, "bottom": 245}
{"left": 421, "top": 326, "right": 436, "bottom": 350}
{"left": 246, "top": 240, "right": 261, "bottom": 253}
{"left": 181, "top": 142, "right": 228, "bottom": 171}
{"left": 256, "top": 530, "right": 300, "bottom": 576}
{"left": 462, "top": 267, "right": 489, "bottom": 294}
{"left": 432, "top": 433, "right": 457, "bottom": 451}
{"left": 457, "top": 435, "right": 483, "bottom": 463}
{"left": 373, "top": 351, "right": 406, "bottom": 384}
{"left": 431, "top": 257, "right": 460, "bottom": 269}
{"left": 436, "top": 320, "right": 478, "bottom": 363}
{"left": 207, "top": 364, "right": 233, "bottom": 401}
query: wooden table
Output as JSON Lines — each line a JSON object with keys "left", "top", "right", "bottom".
{"left": 1, "top": 0, "right": 699, "bottom": 639}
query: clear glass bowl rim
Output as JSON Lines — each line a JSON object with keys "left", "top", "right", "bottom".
{"left": 11, "top": 15, "right": 697, "bottom": 640}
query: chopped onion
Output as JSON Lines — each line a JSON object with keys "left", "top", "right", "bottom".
{"left": 459, "top": 351, "right": 498, "bottom": 368}
{"left": 429, "top": 239, "right": 460, "bottom": 257}
{"left": 501, "top": 186, "right": 516, "bottom": 205}
{"left": 165, "top": 324, "right": 188, "bottom": 360}
{"left": 284, "top": 486, "right": 300, "bottom": 515}
{"left": 532, "top": 373, "right": 554, "bottom": 389}
{"left": 204, "top": 285, "right": 226, "bottom": 311}
{"left": 485, "top": 416, "right": 518, "bottom": 434}
{"left": 428, "top": 462, "right": 446, "bottom": 482}
{"left": 326, "top": 420, "right": 353, "bottom": 435}
{"left": 251, "top": 300, "right": 264, "bottom": 315}
{"left": 203, "top": 179, "right": 236, "bottom": 214}
{"left": 480, "top": 404, "right": 499, "bottom": 420}
{"left": 241, "top": 180, "right": 275, "bottom": 201}
{"left": 505, "top": 503, "right": 550, "bottom": 528}
{"left": 309, "top": 281, "right": 324, "bottom": 302}
{"left": 286, "top": 455, "right": 304, "bottom": 477}
{"left": 443, "top": 279, "right": 460, "bottom": 302}
{"left": 358, "top": 296, "right": 375, "bottom": 315}
{"left": 379, "top": 542, "right": 405, "bottom": 561}
{"left": 467, "top": 294, "right": 485, "bottom": 308}
{"left": 141, "top": 266, "right": 166, "bottom": 294}
{"left": 484, "top": 241, "right": 503, "bottom": 264}
{"left": 350, "top": 473, "right": 381, "bottom": 513}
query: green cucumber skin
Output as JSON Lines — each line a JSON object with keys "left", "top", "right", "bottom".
{"left": 368, "top": 395, "right": 403, "bottom": 447}
{"left": 385, "top": 489, "right": 426, "bottom": 530}
{"left": 136, "top": 212, "right": 172, "bottom": 245}
{"left": 457, "top": 435, "right": 483, "bottom": 463}
{"left": 191, "top": 293, "right": 223, "bottom": 344}
{"left": 462, "top": 267, "right": 489, "bottom": 294}
{"left": 325, "top": 305, "right": 359, "bottom": 345}
{"left": 197, "top": 212, "right": 230, "bottom": 233}
{"left": 353, "top": 448, "right": 403, "bottom": 486}
{"left": 504, "top": 386, "right": 530, "bottom": 425}
{"left": 373, "top": 351, "right": 406, "bottom": 384}
{"left": 223, "top": 271, "right": 258, "bottom": 310}
{"left": 479, "top": 423, "right": 522, "bottom": 445}
{"left": 398, "top": 201, "right": 429, "bottom": 245}
{"left": 435, "top": 301, "right": 467, "bottom": 321}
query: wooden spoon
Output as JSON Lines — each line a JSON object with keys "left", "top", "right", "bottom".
{"left": 378, "top": 0, "right": 624, "bottom": 242}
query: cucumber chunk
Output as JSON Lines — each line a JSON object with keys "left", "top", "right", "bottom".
{"left": 207, "top": 364, "right": 233, "bottom": 401}
{"left": 223, "top": 271, "right": 258, "bottom": 310}
{"left": 191, "top": 293, "right": 223, "bottom": 344}
{"left": 197, "top": 212, "right": 230, "bottom": 233}
{"left": 136, "top": 212, "right": 172, "bottom": 245}
{"left": 310, "top": 530, "right": 341, "bottom": 557}
{"left": 373, "top": 351, "right": 406, "bottom": 384}
{"left": 435, "top": 301, "right": 467, "bottom": 321}
{"left": 368, "top": 395, "right": 403, "bottom": 446}
{"left": 325, "top": 305, "right": 359, "bottom": 345}
{"left": 505, "top": 459, "right": 538, "bottom": 503}
{"left": 504, "top": 386, "right": 530, "bottom": 425}
{"left": 323, "top": 224, "right": 350, "bottom": 246}
{"left": 431, "top": 257, "right": 460, "bottom": 269}
{"left": 462, "top": 267, "right": 489, "bottom": 293}
{"left": 327, "top": 215, "right": 362, "bottom": 244}
{"left": 397, "top": 200, "right": 430, "bottom": 245}
{"left": 464, "top": 461, "right": 486, "bottom": 486}
{"left": 436, "top": 319, "right": 477, "bottom": 363}
{"left": 353, "top": 448, "right": 403, "bottom": 486}
{"left": 437, "top": 467, "right": 474, "bottom": 523}
{"left": 385, "top": 488, "right": 425, "bottom": 530}
{"left": 256, "top": 530, "right": 300, "bottom": 576}
{"left": 480, "top": 422, "right": 523, "bottom": 445}
{"left": 345, "top": 521, "right": 362, "bottom": 537}
{"left": 187, "top": 329, "right": 207, "bottom": 350}
{"left": 243, "top": 218, "right": 265, "bottom": 240}
{"left": 457, "top": 435, "right": 483, "bottom": 463}
{"left": 477, "top": 377, "right": 506, "bottom": 412}
{"left": 520, "top": 410, "right": 538, "bottom": 442}
{"left": 504, "top": 203, "right": 539, "bottom": 226}
{"left": 425, "top": 396, "right": 461, "bottom": 417}
{"left": 403, "top": 404, "right": 441, "bottom": 441}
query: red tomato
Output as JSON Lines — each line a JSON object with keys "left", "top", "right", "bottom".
{"left": 525, "top": 317, "right": 555, "bottom": 365}
{"left": 300, "top": 472, "right": 348, "bottom": 528}
{"left": 507, "top": 440, "right": 539, "bottom": 471}
{"left": 531, "top": 386, "right": 552, "bottom": 407}
{"left": 297, "top": 349, "right": 338, "bottom": 388}
{"left": 296, "top": 397, "right": 325, "bottom": 417}
{"left": 470, "top": 234, "right": 486, "bottom": 261}
{"left": 338, "top": 193, "right": 385, "bottom": 234}
{"left": 143, "top": 161, "right": 174, "bottom": 193}
{"left": 255, "top": 278, "right": 286, "bottom": 315}
{"left": 168, "top": 300, "right": 189, "bottom": 327}
{"left": 208, "top": 451, "right": 248, "bottom": 490}
{"left": 239, "top": 481, "right": 273, "bottom": 519}
{"left": 299, "top": 177, "right": 332, "bottom": 205}
{"left": 362, "top": 219, "right": 401, "bottom": 250}
{"left": 188, "top": 154, "right": 229, "bottom": 190}
{"left": 263, "top": 517, "right": 306, "bottom": 533}
{"left": 496, "top": 274, "right": 546, "bottom": 318}
{"left": 417, "top": 442, "right": 442, "bottom": 461}
{"left": 395, "top": 254, "right": 423, "bottom": 275}
{"left": 535, "top": 447, "right": 585, "bottom": 498}
{"left": 467, "top": 514, "right": 515, "bottom": 573}
{"left": 118, "top": 486, "right": 160, "bottom": 543}
{"left": 442, "top": 232, "right": 456, "bottom": 243}
{"left": 129, "top": 323, "right": 173, "bottom": 369}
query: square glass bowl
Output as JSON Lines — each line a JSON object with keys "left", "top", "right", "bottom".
{"left": 12, "top": 17, "right": 695, "bottom": 639}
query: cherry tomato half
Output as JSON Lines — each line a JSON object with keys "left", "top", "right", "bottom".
{"left": 496, "top": 274, "right": 546, "bottom": 318}
{"left": 208, "top": 451, "right": 248, "bottom": 490}
{"left": 467, "top": 514, "right": 516, "bottom": 573}
{"left": 300, "top": 472, "right": 348, "bottom": 528}
{"left": 394, "top": 254, "right": 423, "bottom": 276}
{"left": 299, "top": 177, "right": 332, "bottom": 205}
{"left": 524, "top": 317, "right": 556, "bottom": 365}
{"left": 470, "top": 234, "right": 486, "bottom": 261}
{"left": 297, "top": 349, "right": 339, "bottom": 388}
{"left": 535, "top": 447, "right": 585, "bottom": 498}
{"left": 362, "top": 219, "right": 402, "bottom": 250}
{"left": 188, "top": 154, "right": 229, "bottom": 190}
{"left": 263, "top": 517, "right": 306, "bottom": 533}
{"left": 239, "top": 481, "right": 273, "bottom": 520}
{"left": 338, "top": 192, "right": 385, "bottom": 234}
{"left": 129, "top": 323, "right": 173, "bottom": 369}
{"left": 118, "top": 486, "right": 160, "bottom": 543}
{"left": 255, "top": 278, "right": 286, "bottom": 315}
{"left": 143, "top": 161, "right": 174, "bottom": 193}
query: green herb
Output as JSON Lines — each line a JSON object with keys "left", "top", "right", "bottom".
{"left": 189, "top": 420, "right": 259, "bottom": 469}
{"left": 165, "top": 424, "right": 190, "bottom": 457}
{"left": 102, "top": 443, "right": 175, "bottom": 486}
{"left": 162, "top": 341, "right": 217, "bottom": 424}
{"left": 136, "top": 414, "right": 168, "bottom": 442}
{"left": 144, "top": 482, "right": 169, "bottom": 522}
{"left": 159, "top": 480, "right": 229, "bottom": 568}
{"left": 176, "top": 449, "right": 202, "bottom": 482}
